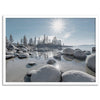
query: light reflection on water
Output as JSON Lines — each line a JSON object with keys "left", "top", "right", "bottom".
{"left": 6, "top": 49, "right": 95, "bottom": 82}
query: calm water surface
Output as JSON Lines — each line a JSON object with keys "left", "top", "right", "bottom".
{"left": 6, "top": 46, "right": 95, "bottom": 82}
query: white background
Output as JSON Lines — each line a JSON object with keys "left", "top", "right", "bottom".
{"left": 0, "top": 0, "right": 99, "bottom": 100}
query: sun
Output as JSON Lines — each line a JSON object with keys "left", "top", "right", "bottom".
{"left": 50, "top": 18, "right": 65, "bottom": 33}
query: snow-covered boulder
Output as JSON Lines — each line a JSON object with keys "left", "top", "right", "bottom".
{"left": 30, "top": 65, "right": 61, "bottom": 82}
{"left": 86, "top": 54, "right": 95, "bottom": 72}
{"left": 14, "top": 53, "right": 19, "bottom": 57}
{"left": 74, "top": 49, "right": 86, "bottom": 60}
{"left": 17, "top": 51, "right": 23, "bottom": 54}
{"left": 21, "top": 48, "right": 27, "bottom": 52}
{"left": 47, "top": 59, "right": 56, "bottom": 64}
{"left": 62, "top": 70, "right": 95, "bottom": 82}
{"left": 18, "top": 53, "right": 29, "bottom": 59}
{"left": 63, "top": 48, "right": 74, "bottom": 55}
{"left": 6, "top": 51, "right": 14, "bottom": 55}
{"left": 6, "top": 55, "right": 14, "bottom": 59}
{"left": 28, "top": 62, "right": 36, "bottom": 66}
{"left": 7, "top": 44, "right": 17, "bottom": 50}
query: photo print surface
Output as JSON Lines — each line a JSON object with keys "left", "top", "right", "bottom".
{"left": 5, "top": 17, "right": 96, "bottom": 84}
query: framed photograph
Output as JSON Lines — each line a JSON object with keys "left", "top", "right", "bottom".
{"left": 2, "top": 16, "right": 98, "bottom": 86}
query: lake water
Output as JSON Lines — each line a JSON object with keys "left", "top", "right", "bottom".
{"left": 6, "top": 45, "right": 95, "bottom": 82}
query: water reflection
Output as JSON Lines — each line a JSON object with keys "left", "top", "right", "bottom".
{"left": 31, "top": 50, "right": 58, "bottom": 60}
{"left": 63, "top": 55, "right": 74, "bottom": 61}
{"left": 6, "top": 48, "right": 95, "bottom": 82}
{"left": 55, "top": 63, "right": 60, "bottom": 70}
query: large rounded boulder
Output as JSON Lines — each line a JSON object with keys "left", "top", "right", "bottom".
{"left": 62, "top": 70, "right": 95, "bottom": 82}
{"left": 86, "top": 54, "right": 95, "bottom": 72}
{"left": 63, "top": 48, "right": 74, "bottom": 55}
{"left": 30, "top": 65, "right": 61, "bottom": 82}
{"left": 74, "top": 49, "right": 86, "bottom": 60}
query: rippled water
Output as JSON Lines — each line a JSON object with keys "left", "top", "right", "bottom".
{"left": 6, "top": 47, "right": 95, "bottom": 82}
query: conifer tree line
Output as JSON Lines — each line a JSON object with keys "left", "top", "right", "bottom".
{"left": 6, "top": 34, "right": 62, "bottom": 46}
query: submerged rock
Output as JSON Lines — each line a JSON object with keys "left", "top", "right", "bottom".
{"left": 74, "top": 49, "right": 86, "bottom": 60}
{"left": 30, "top": 65, "right": 61, "bottom": 82}
{"left": 47, "top": 59, "right": 56, "bottom": 65}
{"left": 63, "top": 48, "right": 74, "bottom": 55}
{"left": 18, "top": 53, "right": 29, "bottom": 59}
{"left": 62, "top": 70, "right": 95, "bottom": 82}
{"left": 86, "top": 54, "right": 96, "bottom": 72}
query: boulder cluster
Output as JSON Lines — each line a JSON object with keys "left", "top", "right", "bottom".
{"left": 25, "top": 49, "right": 96, "bottom": 82}
{"left": 62, "top": 47, "right": 96, "bottom": 72}
{"left": 6, "top": 44, "right": 96, "bottom": 82}
{"left": 63, "top": 48, "right": 89, "bottom": 60}
{"left": 6, "top": 44, "right": 31, "bottom": 59}
{"left": 25, "top": 65, "right": 95, "bottom": 82}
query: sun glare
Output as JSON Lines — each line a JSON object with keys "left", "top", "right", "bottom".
{"left": 50, "top": 19, "right": 65, "bottom": 33}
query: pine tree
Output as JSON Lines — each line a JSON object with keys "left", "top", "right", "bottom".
{"left": 9, "top": 34, "right": 14, "bottom": 43}
{"left": 29, "top": 38, "right": 33, "bottom": 46}
{"left": 38, "top": 37, "right": 40, "bottom": 44}
{"left": 43, "top": 34, "right": 46, "bottom": 44}
{"left": 34, "top": 37, "right": 36, "bottom": 45}
{"left": 6, "top": 36, "right": 9, "bottom": 47}
{"left": 20, "top": 38, "right": 23, "bottom": 44}
{"left": 23, "top": 35, "right": 27, "bottom": 46}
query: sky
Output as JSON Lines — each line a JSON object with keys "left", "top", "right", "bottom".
{"left": 6, "top": 18, "right": 96, "bottom": 46}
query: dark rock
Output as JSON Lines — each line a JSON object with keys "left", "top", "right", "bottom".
{"left": 74, "top": 49, "right": 86, "bottom": 60}
{"left": 63, "top": 48, "right": 74, "bottom": 55}
{"left": 92, "top": 47, "right": 96, "bottom": 52}
{"left": 47, "top": 59, "right": 56, "bottom": 64}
